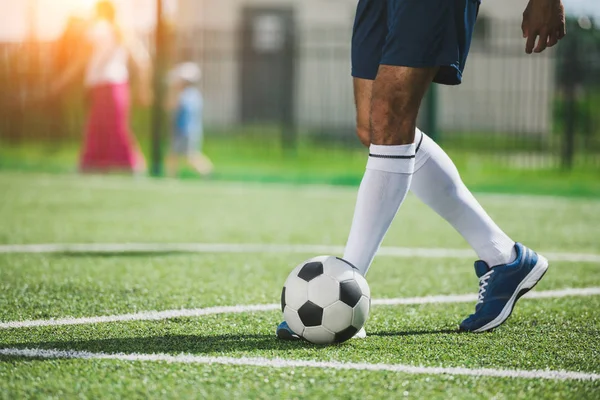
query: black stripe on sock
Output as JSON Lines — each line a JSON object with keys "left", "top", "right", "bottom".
{"left": 416, "top": 132, "right": 424, "bottom": 154}
{"left": 336, "top": 257, "right": 359, "bottom": 271}
{"left": 369, "top": 153, "right": 416, "bottom": 159}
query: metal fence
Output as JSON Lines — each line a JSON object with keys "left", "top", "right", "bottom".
{"left": 0, "top": 18, "right": 599, "bottom": 175}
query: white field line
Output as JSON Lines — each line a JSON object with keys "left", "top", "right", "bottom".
{"left": 2, "top": 287, "right": 599, "bottom": 330}
{"left": 0, "top": 304, "right": 279, "bottom": 329}
{"left": 0, "top": 348, "right": 597, "bottom": 381}
{"left": 1, "top": 243, "right": 600, "bottom": 263}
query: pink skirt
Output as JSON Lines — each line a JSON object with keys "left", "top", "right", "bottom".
{"left": 80, "top": 83, "right": 144, "bottom": 173}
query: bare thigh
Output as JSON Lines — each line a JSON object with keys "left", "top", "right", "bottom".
{"left": 370, "top": 65, "right": 438, "bottom": 145}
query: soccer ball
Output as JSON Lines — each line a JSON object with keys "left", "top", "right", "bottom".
{"left": 281, "top": 255, "right": 371, "bottom": 344}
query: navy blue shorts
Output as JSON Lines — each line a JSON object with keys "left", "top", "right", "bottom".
{"left": 351, "top": 0, "right": 480, "bottom": 85}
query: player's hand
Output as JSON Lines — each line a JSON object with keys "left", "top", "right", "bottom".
{"left": 521, "top": 0, "right": 566, "bottom": 54}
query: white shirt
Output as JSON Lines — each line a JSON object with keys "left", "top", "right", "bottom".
{"left": 84, "top": 21, "right": 129, "bottom": 87}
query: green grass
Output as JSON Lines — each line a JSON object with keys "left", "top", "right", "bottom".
{"left": 2, "top": 129, "right": 600, "bottom": 197}
{"left": 0, "top": 171, "right": 599, "bottom": 399}
{"left": 2, "top": 359, "right": 597, "bottom": 400}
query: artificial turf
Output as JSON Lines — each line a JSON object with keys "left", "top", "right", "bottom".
{"left": 0, "top": 172, "right": 599, "bottom": 399}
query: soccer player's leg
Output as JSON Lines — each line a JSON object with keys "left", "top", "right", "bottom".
{"left": 411, "top": 133, "right": 549, "bottom": 332}
{"left": 348, "top": 0, "right": 548, "bottom": 332}
{"left": 352, "top": 85, "right": 549, "bottom": 335}
{"left": 335, "top": 70, "right": 436, "bottom": 342}
{"left": 342, "top": 65, "right": 437, "bottom": 275}
{"left": 403, "top": 0, "right": 548, "bottom": 332}
{"left": 343, "top": 0, "right": 446, "bottom": 276}
{"left": 278, "top": 0, "right": 388, "bottom": 341}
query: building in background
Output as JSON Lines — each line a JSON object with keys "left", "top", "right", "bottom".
{"left": 0, "top": 0, "right": 597, "bottom": 172}
{"left": 175, "top": 0, "right": 555, "bottom": 136}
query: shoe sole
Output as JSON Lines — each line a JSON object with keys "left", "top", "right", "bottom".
{"left": 277, "top": 327, "right": 367, "bottom": 341}
{"left": 276, "top": 328, "right": 300, "bottom": 341}
{"left": 354, "top": 327, "right": 367, "bottom": 339}
{"left": 473, "top": 254, "right": 549, "bottom": 333}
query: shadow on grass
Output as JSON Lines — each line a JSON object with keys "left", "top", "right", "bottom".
{"left": 4, "top": 333, "right": 311, "bottom": 355}
{"left": 2, "top": 329, "right": 464, "bottom": 358}
{"left": 370, "top": 328, "right": 461, "bottom": 337}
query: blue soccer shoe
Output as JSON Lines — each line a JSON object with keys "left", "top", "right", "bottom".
{"left": 276, "top": 321, "right": 301, "bottom": 340}
{"left": 460, "top": 243, "right": 549, "bottom": 333}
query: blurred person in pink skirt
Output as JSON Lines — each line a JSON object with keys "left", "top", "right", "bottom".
{"left": 52, "top": 1, "right": 151, "bottom": 174}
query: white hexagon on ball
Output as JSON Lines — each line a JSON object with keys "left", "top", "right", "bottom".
{"left": 322, "top": 301, "right": 354, "bottom": 333}
{"left": 284, "top": 274, "right": 309, "bottom": 310}
{"left": 352, "top": 296, "right": 370, "bottom": 328}
{"left": 323, "top": 257, "right": 356, "bottom": 282}
{"left": 283, "top": 306, "right": 305, "bottom": 336}
{"left": 303, "top": 326, "right": 335, "bottom": 345}
{"left": 307, "top": 274, "right": 340, "bottom": 308}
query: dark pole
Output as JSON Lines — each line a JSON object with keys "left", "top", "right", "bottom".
{"left": 151, "top": 0, "right": 167, "bottom": 177}
{"left": 562, "top": 80, "right": 576, "bottom": 170}
{"left": 281, "top": 19, "right": 297, "bottom": 153}
{"left": 561, "top": 24, "right": 579, "bottom": 170}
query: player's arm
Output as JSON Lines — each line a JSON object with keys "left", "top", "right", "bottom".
{"left": 521, "top": 0, "right": 566, "bottom": 54}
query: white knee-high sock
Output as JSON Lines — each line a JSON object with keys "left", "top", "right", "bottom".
{"left": 411, "top": 130, "right": 516, "bottom": 267}
{"left": 343, "top": 144, "right": 416, "bottom": 276}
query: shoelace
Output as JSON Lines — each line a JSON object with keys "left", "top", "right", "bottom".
{"left": 476, "top": 270, "right": 494, "bottom": 305}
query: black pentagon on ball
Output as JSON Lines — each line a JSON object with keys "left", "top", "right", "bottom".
{"left": 297, "top": 261, "right": 324, "bottom": 282}
{"left": 297, "top": 301, "right": 324, "bottom": 327}
{"left": 340, "top": 279, "right": 362, "bottom": 307}
{"left": 280, "top": 287, "right": 286, "bottom": 312}
{"left": 335, "top": 326, "right": 359, "bottom": 343}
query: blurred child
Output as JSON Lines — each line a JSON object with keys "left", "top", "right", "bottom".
{"left": 167, "top": 62, "right": 213, "bottom": 177}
